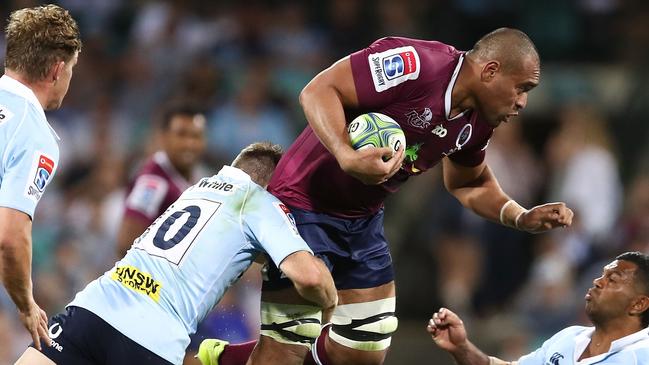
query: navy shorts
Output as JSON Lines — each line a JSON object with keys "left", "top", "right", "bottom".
{"left": 263, "top": 207, "right": 394, "bottom": 291}
{"left": 34, "top": 306, "right": 173, "bottom": 365}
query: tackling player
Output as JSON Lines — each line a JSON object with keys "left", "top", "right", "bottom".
{"left": 14, "top": 142, "right": 337, "bottom": 365}
{"left": 429, "top": 251, "right": 649, "bottom": 365}
{"left": 117, "top": 102, "right": 206, "bottom": 257}
{"left": 199, "top": 28, "right": 574, "bottom": 365}
{"left": 0, "top": 4, "right": 81, "bottom": 350}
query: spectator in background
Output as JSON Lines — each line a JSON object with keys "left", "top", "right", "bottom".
{"left": 207, "top": 64, "right": 295, "bottom": 159}
{"left": 117, "top": 102, "right": 206, "bottom": 257}
{"left": 472, "top": 121, "right": 542, "bottom": 313}
{"left": 618, "top": 173, "right": 649, "bottom": 253}
{"left": 545, "top": 103, "right": 622, "bottom": 264}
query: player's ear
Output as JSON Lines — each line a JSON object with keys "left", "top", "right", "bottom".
{"left": 48, "top": 60, "right": 66, "bottom": 84}
{"left": 629, "top": 295, "right": 649, "bottom": 317}
{"left": 480, "top": 61, "right": 500, "bottom": 82}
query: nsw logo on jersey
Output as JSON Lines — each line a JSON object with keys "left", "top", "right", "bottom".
{"left": 24, "top": 151, "right": 56, "bottom": 203}
{"left": 368, "top": 46, "right": 420, "bottom": 92}
{"left": 111, "top": 265, "right": 162, "bottom": 302}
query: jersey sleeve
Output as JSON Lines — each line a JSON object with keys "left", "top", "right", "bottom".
{"left": 516, "top": 326, "right": 579, "bottom": 365}
{"left": 0, "top": 120, "right": 58, "bottom": 218}
{"left": 516, "top": 346, "right": 546, "bottom": 365}
{"left": 242, "top": 190, "right": 313, "bottom": 267}
{"left": 124, "top": 174, "right": 169, "bottom": 221}
{"left": 448, "top": 133, "right": 491, "bottom": 167}
{"left": 349, "top": 37, "right": 423, "bottom": 110}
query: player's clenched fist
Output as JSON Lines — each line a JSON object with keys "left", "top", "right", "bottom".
{"left": 426, "top": 308, "right": 468, "bottom": 352}
{"left": 517, "top": 202, "right": 574, "bottom": 233}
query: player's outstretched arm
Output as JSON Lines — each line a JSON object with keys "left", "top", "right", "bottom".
{"left": 300, "top": 57, "right": 403, "bottom": 185}
{"left": 0, "top": 207, "right": 51, "bottom": 350}
{"left": 428, "top": 308, "right": 514, "bottom": 365}
{"left": 279, "top": 251, "right": 337, "bottom": 311}
{"left": 442, "top": 158, "right": 573, "bottom": 233}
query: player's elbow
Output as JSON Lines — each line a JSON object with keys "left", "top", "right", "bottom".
{"left": 299, "top": 70, "right": 332, "bottom": 109}
{"left": 299, "top": 82, "right": 318, "bottom": 110}
{"left": 292, "top": 263, "right": 324, "bottom": 291}
{"left": 0, "top": 235, "right": 24, "bottom": 258}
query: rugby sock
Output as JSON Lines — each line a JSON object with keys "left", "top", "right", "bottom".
{"left": 218, "top": 327, "right": 331, "bottom": 365}
{"left": 304, "top": 325, "right": 331, "bottom": 365}
{"left": 219, "top": 340, "right": 257, "bottom": 365}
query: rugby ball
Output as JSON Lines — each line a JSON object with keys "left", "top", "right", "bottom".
{"left": 347, "top": 113, "right": 405, "bottom": 157}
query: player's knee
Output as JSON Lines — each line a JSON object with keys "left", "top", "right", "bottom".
{"left": 14, "top": 347, "right": 56, "bottom": 365}
{"left": 329, "top": 297, "right": 398, "bottom": 352}
{"left": 259, "top": 301, "right": 323, "bottom": 348}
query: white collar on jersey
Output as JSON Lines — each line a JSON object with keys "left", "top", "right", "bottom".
{"left": 219, "top": 165, "right": 252, "bottom": 182}
{"left": 0, "top": 74, "right": 60, "bottom": 140}
{"left": 153, "top": 150, "right": 193, "bottom": 190}
{"left": 444, "top": 54, "right": 469, "bottom": 121}
{"left": 574, "top": 327, "right": 649, "bottom": 364}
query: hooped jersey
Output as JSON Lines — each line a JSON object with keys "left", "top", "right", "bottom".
{"left": 0, "top": 75, "right": 59, "bottom": 218}
{"left": 69, "top": 166, "right": 312, "bottom": 364}
{"left": 269, "top": 37, "right": 494, "bottom": 218}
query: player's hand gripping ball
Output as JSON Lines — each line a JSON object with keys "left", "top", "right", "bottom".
{"left": 348, "top": 112, "right": 406, "bottom": 161}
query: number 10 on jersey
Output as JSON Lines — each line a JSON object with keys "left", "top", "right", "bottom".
{"left": 133, "top": 198, "right": 222, "bottom": 265}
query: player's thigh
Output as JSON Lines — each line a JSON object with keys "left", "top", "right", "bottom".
{"left": 324, "top": 281, "right": 397, "bottom": 365}
{"left": 14, "top": 347, "right": 56, "bottom": 365}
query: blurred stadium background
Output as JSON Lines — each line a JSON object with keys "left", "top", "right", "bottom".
{"left": 1, "top": 1, "right": 648, "bottom": 364}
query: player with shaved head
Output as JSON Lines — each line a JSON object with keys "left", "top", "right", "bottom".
{"left": 198, "top": 28, "right": 574, "bottom": 365}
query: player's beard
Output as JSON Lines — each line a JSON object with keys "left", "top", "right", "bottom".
{"left": 585, "top": 300, "right": 617, "bottom": 328}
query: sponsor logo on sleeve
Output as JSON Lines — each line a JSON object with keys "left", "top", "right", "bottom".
{"left": 111, "top": 265, "right": 162, "bottom": 302}
{"left": 368, "top": 46, "right": 420, "bottom": 92}
{"left": 24, "top": 152, "right": 56, "bottom": 202}
{"left": 549, "top": 352, "right": 564, "bottom": 365}
{"left": 273, "top": 202, "right": 300, "bottom": 237}
{"left": 442, "top": 123, "right": 473, "bottom": 156}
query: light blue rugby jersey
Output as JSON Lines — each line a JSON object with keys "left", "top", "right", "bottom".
{"left": 518, "top": 326, "right": 649, "bottom": 365}
{"left": 69, "top": 165, "right": 313, "bottom": 365}
{"left": 0, "top": 75, "right": 59, "bottom": 218}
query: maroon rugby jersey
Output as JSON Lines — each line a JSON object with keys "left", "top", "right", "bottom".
{"left": 269, "top": 37, "right": 494, "bottom": 218}
{"left": 123, "top": 151, "right": 194, "bottom": 225}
